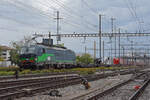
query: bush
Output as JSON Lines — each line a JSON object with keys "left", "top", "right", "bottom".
{"left": 0, "top": 66, "right": 134, "bottom": 76}
{"left": 19, "top": 70, "right": 31, "bottom": 75}
{"left": 0, "top": 71, "right": 15, "bottom": 76}
{"left": 76, "top": 54, "right": 94, "bottom": 65}
{"left": 69, "top": 68, "right": 96, "bottom": 75}
{"left": 0, "top": 66, "right": 19, "bottom": 72}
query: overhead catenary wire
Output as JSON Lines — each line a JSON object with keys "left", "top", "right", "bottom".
{"left": 23, "top": 0, "right": 97, "bottom": 31}
{"left": 0, "top": 1, "right": 66, "bottom": 32}
{"left": 47, "top": 0, "right": 98, "bottom": 30}
{"left": 128, "top": 0, "right": 144, "bottom": 32}
{"left": 0, "top": 1, "right": 52, "bottom": 22}
{"left": 124, "top": 0, "right": 144, "bottom": 32}
{"left": 81, "top": 0, "right": 98, "bottom": 16}
{"left": 1, "top": 0, "right": 54, "bottom": 27}
{"left": 80, "top": 0, "right": 110, "bottom": 32}
{"left": 0, "top": 14, "right": 51, "bottom": 30}
{"left": 9, "top": 1, "right": 100, "bottom": 32}
{"left": 2, "top": 0, "right": 92, "bottom": 32}
{"left": 5, "top": 0, "right": 54, "bottom": 20}
{"left": 42, "top": 0, "right": 98, "bottom": 31}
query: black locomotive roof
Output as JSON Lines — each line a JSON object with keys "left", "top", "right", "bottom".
{"left": 36, "top": 43, "right": 68, "bottom": 50}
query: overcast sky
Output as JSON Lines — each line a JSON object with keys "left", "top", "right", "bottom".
{"left": 0, "top": 0, "right": 150, "bottom": 57}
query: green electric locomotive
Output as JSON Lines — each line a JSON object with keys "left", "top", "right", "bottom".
{"left": 19, "top": 39, "right": 76, "bottom": 69}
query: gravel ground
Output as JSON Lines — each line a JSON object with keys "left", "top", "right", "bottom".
{"left": 140, "top": 67, "right": 150, "bottom": 72}
{"left": 98, "top": 78, "right": 145, "bottom": 100}
{"left": 15, "top": 74, "right": 133, "bottom": 100}
{"left": 138, "top": 82, "right": 150, "bottom": 100}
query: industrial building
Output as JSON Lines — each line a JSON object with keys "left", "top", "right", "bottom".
{"left": 0, "top": 45, "right": 12, "bottom": 67}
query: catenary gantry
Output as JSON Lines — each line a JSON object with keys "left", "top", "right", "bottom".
{"left": 33, "top": 32, "right": 150, "bottom": 38}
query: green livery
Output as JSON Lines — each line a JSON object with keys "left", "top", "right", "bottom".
{"left": 37, "top": 54, "right": 54, "bottom": 62}
{"left": 19, "top": 44, "right": 76, "bottom": 69}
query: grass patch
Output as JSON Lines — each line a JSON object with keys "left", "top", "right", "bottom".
{"left": 0, "top": 71, "right": 15, "bottom": 76}
{"left": 0, "top": 65, "right": 141, "bottom": 76}
{"left": 0, "top": 66, "right": 19, "bottom": 72}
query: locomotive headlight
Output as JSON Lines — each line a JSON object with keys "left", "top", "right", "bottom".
{"left": 47, "top": 56, "right": 51, "bottom": 61}
{"left": 35, "top": 58, "right": 37, "bottom": 61}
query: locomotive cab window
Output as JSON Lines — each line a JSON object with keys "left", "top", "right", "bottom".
{"left": 42, "top": 48, "right": 46, "bottom": 53}
{"left": 20, "top": 47, "right": 35, "bottom": 54}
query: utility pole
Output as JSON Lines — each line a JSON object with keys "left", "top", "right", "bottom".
{"left": 48, "top": 32, "right": 51, "bottom": 46}
{"left": 111, "top": 17, "right": 116, "bottom": 64}
{"left": 122, "top": 46, "right": 125, "bottom": 65}
{"left": 103, "top": 41, "right": 105, "bottom": 63}
{"left": 99, "top": 15, "right": 104, "bottom": 61}
{"left": 131, "top": 41, "right": 134, "bottom": 65}
{"left": 94, "top": 41, "right": 96, "bottom": 60}
{"left": 111, "top": 17, "right": 116, "bottom": 35}
{"left": 85, "top": 46, "right": 87, "bottom": 54}
{"left": 54, "top": 11, "right": 62, "bottom": 44}
{"left": 118, "top": 28, "right": 121, "bottom": 63}
{"left": 99, "top": 15, "right": 102, "bottom": 60}
{"left": 114, "top": 25, "right": 117, "bottom": 58}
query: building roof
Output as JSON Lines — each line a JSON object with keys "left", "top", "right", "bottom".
{"left": 0, "top": 45, "right": 12, "bottom": 50}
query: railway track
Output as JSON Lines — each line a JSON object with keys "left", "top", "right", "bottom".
{"left": 71, "top": 72, "right": 149, "bottom": 100}
{"left": 129, "top": 79, "right": 150, "bottom": 100}
{"left": 0, "top": 69, "right": 147, "bottom": 100}
{"left": 0, "top": 73, "right": 106, "bottom": 100}
{"left": 0, "top": 72, "right": 77, "bottom": 81}
{"left": 0, "top": 69, "right": 137, "bottom": 87}
{"left": 0, "top": 77, "right": 81, "bottom": 100}
{"left": 0, "top": 74, "right": 78, "bottom": 88}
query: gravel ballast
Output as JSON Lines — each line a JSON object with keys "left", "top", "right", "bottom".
{"left": 138, "top": 82, "right": 150, "bottom": 100}
{"left": 98, "top": 80, "right": 144, "bottom": 100}
{"left": 16, "top": 74, "right": 133, "bottom": 100}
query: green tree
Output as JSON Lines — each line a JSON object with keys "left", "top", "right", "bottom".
{"left": 76, "top": 53, "right": 94, "bottom": 65}
{"left": 10, "top": 42, "right": 21, "bottom": 65}
{"left": 76, "top": 55, "right": 81, "bottom": 64}
{"left": 0, "top": 47, "right": 3, "bottom": 61}
{"left": 10, "top": 37, "right": 32, "bottom": 65}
